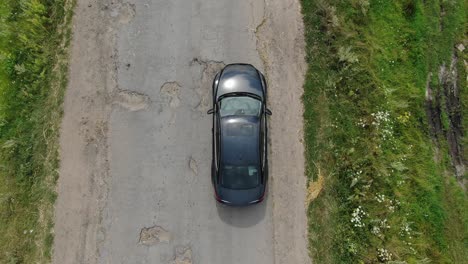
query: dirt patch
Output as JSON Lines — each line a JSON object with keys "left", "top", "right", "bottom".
{"left": 138, "top": 225, "right": 171, "bottom": 246}
{"left": 113, "top": 90, "right": 150, "bottom": 111}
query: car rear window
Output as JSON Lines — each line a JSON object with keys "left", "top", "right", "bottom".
{"left": 220, "top": 165, "right": 260, "bottom": 189}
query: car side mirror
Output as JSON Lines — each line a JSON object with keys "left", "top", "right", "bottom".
{"left": 207, "top": 108, "right": 214, "bottom": 114}
{"left": 265, "top": 108, "right": 272, "bottom": 116}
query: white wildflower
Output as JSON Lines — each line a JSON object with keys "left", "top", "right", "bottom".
{"left": 351, "top": 206, "right": 367, "bottom": 228}
{"left": 357, "top": 118, "right": 366, "bottom": 128}
{"left": 376, "top": 194, "right": 386, "bottom": 203}
{"left": 371, "top": 226, "right": 381, "bottom": 235}
{"left": 380, "top": 218, "right": 391, "bottom": 229}
{"left": 377, "top": 248, "right": 392, "bottom": 262}
{"left": 400, "top": 222, "right": 412, "bottom": 237}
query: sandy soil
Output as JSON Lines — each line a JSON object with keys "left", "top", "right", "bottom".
{"left": 53, "top": 0, "right": 310, "bottom": 263}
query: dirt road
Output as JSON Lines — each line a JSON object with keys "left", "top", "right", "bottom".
{"left": 53, "top": 0, "right": 309, "bottom": 263}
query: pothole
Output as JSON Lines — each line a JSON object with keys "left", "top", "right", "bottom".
{"left": 169, "top": 247, "right": 192, "bottom": 264}
{"left": 113, "top": 90, "right": 150, "bottom": 111}
{"left": 138, "top": 225, "right": 171, "bottom": 246}
{"left": 190, "top": 58, "right": 225, "bottom": 113}
{"left": 160, "top": 81, "right": 181, "bottom": 108}
{"left": 189, "top": 156, "right": 198, "bottom": 175}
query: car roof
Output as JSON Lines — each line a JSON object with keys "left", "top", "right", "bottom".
{"left": 220, "top": 115, "right": 260, "bottom": 166}
{"left": 216, "top": 64, "right": 264, "bottom": 100}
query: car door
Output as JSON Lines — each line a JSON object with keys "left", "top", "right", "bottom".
{"left": 260, "top": 110, "right": 267, "bottom": 182}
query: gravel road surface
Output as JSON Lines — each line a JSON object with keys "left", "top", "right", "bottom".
{"left": 53, "top": 0, "right": 309, "bottom": 263}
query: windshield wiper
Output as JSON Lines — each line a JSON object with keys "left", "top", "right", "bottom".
{"left": 218, "top": 92, "right": 261, "bottom": 101}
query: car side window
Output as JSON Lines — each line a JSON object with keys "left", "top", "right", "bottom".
{"left": 215, "top": 113, "right": 221, "bottom": 169}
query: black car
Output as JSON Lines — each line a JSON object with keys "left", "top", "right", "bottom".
{"left": 207, "top": 64, "right": 272, "bottom": 206}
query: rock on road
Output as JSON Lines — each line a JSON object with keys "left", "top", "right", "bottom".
{"left": 53, "top": 0, "right": 309, "bottom": 263}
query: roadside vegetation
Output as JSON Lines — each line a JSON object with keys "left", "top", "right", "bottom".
{"left": 0, "top": 0, "right": 74, "bottom": 262}
{"left": 301, "top": 0, "right": 467, "bottom": 263}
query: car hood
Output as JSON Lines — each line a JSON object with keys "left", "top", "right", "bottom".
{"left": 215, "top": 184, "right": 265, "bottom": 206}
{"left": 216, "top": 64, "right": 264, "bottom": 100}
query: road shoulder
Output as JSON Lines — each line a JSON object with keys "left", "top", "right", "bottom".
{"left": 257, "top": 0, "right": 311, "bottom": 263}
{"left": 53, "top": 0, "right": 117, "bottom": 263}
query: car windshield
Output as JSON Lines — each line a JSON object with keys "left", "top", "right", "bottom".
{"left": 220, "top": 165, "right": 260, "bottom": 189}
{"left": 219, "top": 96, "right": 261, "bottom": 117}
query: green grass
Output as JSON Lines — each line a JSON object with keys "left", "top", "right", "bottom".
{"left": 301, "top": 0, "right": 467, "bottom": 263}
{"left": 0, "top": 0, "right": 74, "bottom": 262}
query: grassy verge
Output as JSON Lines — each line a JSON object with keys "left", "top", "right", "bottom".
{"left": 0, "top": 0, "right": 74, "bottom": 262}
{"left": 301, "top": 0, "right": 467, "bottom": 263}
